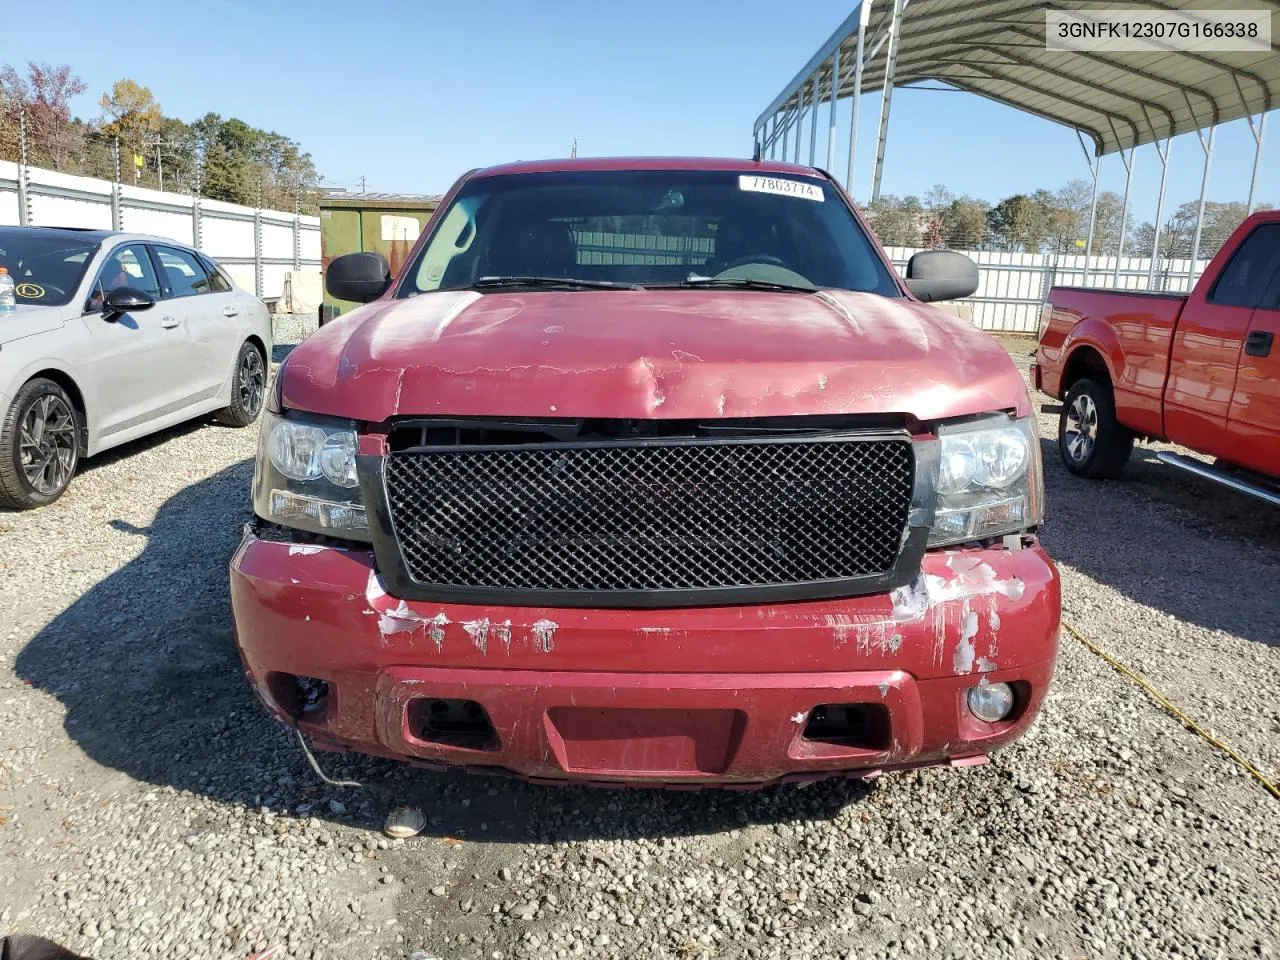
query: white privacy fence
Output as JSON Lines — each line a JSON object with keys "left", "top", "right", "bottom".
{"left": 883, "top": 246, "right": 1209, "bottom": 333}
{"left": 0, "top": 161, "right": 320, "bottom": 303}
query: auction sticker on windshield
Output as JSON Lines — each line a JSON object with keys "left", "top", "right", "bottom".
{"left": 738, "top": 175, "right": 824, "bottom": 202}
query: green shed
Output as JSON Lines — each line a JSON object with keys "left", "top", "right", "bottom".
{"left": 318, "top": 192, "right": 441, "bottom": 324}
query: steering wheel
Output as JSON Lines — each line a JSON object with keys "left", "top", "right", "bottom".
{"left": 718, "top": 254, "right": 789, "bottom": 273}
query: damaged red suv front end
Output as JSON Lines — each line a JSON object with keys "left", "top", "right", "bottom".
{"left": 229, "top": 158, "right": 1060, "bottom": 787}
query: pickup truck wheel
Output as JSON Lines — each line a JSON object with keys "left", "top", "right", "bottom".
{"left": 214, "top": 341, "right": 267, "bottom": 428}
{"left": 0, "top": 378, "right": 81, "bottom": 510}
{"left": 1059, "top": 378, "right": 1133, "bottom": 479}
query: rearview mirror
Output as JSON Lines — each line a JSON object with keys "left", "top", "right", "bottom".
{"left": 325, "top": 252, "right": 392, "bottom": 303}
{"left": 904, "top": 251, "right": 978, "bottom": 303}
{"left": 102, "top": 286, "right": 155, "bottom": 317}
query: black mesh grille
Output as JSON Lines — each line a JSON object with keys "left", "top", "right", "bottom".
{"left": 383, "top": 437, "right": 914, "bottom": 594}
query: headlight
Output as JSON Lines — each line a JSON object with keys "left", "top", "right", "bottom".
{"left": 252, "top": 409, "right": 370, "bottom": 541}
{"left": 929, "top": 415, "right": 1043, "bottom": 547}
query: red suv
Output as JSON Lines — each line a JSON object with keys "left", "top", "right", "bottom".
{"left": 229, "top": 157, "right": 1060, "bottom": 786}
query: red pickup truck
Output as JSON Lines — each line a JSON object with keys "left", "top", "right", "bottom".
{"left": 229, "top": 157, "right": 1060, "bottom": 787}
{"left": 1034, "top": 211, "right": 1280, "bottom": 503}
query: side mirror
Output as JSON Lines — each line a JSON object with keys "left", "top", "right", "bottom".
{"left": 325, "top": 252, "right": 392, "bottom": 304}
{"left": 904, "top": 251, "right": 979, "bottom": 303}
{"left": 102, "top": 286, "right": 156, "bottom": 318}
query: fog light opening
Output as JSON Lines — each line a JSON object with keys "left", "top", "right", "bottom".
{"left": 268, "top": 672, "right": 331, "bottom": 722}
{"left": 802, "top": 703, "right": 891, "bottom": 750}
{"left": 966, "top": 681, "right": 1015, "bottom": 723}
{"left": 408, "top": 698, "right": 499, "bottom": 751}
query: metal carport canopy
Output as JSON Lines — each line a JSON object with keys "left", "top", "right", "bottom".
{"left": 757, "top": 0, "right": 1278, "bottom": 157}
{"left": 754, "top": 0, "right": 1279, "bottom": 283}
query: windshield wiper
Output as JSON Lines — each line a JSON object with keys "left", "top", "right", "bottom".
{"left": 647, "top": 276, "right": 817, "bottom": 294}
{"left": 470, "top": 276, "right": 641, "bottom": 291}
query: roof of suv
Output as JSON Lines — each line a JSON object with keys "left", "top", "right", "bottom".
{"left": 470, "top": 156, "right": 827, "bottom": 180}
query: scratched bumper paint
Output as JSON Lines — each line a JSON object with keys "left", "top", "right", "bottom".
{"left": 229, "top": 529, "right": 1060, "bottom": 785}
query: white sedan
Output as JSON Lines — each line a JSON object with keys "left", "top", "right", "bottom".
{"left": 0, "top": 226, "right": 273, "bottom": 509}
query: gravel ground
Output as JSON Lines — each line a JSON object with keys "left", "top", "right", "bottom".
{"left": 1, "top": 322, "right": 1277, "bottom": 960}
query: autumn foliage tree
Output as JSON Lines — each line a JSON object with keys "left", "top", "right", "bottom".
{"left": 0, "top": 62, "right": 87, "bottom": 170}
{"left": 99, "top": 78, "right": 163, "bottom": 173}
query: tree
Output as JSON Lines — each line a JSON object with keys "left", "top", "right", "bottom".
{"left": 0, "top": 62, "right": 87, "bottom": 169}
{"left": 1091, "top": 191, "right": 1134, "bottom": 256}
{"left": 863, "top": 194, "right": 924, "bottom": 246}
{"left": 987, "top": 194, "right": 1048, "bottom": 252}
{"left": 923, "top": 184, "right": 954, "bottom": 216}
{"left": 941, "top": 197, "right": 989, "bottom": 248}
{"left": 1038, "top": 180, "right": 1093, "bottom": 253}
{"left": 100, "top": 79, "right": 163, "bottom": 174}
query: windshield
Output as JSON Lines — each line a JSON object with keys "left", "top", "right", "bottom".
{"left": 0, "top": 229, "right": 100, "bottom": 307}
{"left": 399, "top": 169, "right": 902, "bottom": 297}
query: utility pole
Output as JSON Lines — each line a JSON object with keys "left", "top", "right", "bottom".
{"left": 571, "top": 138, "right": 577, "bottom": 158}
{"left": 360, "top": 175, "right": 367, "bottom": 194}
{"left": 144, "top": 139, "right": 181, "bottom": 192}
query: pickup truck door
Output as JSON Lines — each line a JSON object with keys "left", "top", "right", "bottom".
{"left": 1226, "top": 223, "right": 1280, "bottom": 475}
{"left": 1165, "top": 222, "right": 1280, "bottom": 464}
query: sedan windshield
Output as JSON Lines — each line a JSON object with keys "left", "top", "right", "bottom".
{"left": 0, "top": 229, "right": 99, "bottom": 307}
{"left": 399, "top": 169, "right": 901, "bottom": 298}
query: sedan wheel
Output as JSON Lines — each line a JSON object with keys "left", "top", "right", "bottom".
{"left": 215, "top": 341, "right": 269, "bottom": 428}
{"left": 238, "top": 347, "right": 265, "bottom": 419}
{"left": 0, "top": 378, "right": 81, "bottom": 510}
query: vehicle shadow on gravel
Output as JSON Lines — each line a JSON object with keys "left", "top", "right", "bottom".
{"left": 1037, "top": 438, "right": 1280, "bottom": 649}
{"left": 13, "top": 460, "right": 875, "bottom": 841}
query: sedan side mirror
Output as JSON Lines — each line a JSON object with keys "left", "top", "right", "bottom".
{"left": 326, "top": 252, "right": 392, "bottom": 304}
{"left": 102, "top": 286, "right": 156, "bottom": 318}
{"left": 904, "top": 251, "right": 979, "bottom": 303}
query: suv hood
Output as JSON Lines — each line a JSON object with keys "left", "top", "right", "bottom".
{"left": 282, "top": 289, "right": 1029, "bottom": 423}
{"left": 0, "top": 303, "right": 67, "bottom": 346}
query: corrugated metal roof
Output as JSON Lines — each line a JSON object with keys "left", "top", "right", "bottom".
{"left": 322, "top": 191, "right": 443, "bottom": 202}
{"left": 758, "top": 0, "right": 1279, "bottom": 156}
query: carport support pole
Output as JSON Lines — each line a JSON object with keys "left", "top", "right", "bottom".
{"left": 1146, "top": 137, "right": 1171, "bottom": 289}
{"left": 870, "top": 0, "right": 903, "bottom": 204}
{"left": 788, "top": 86, "right": 798, "bottom": 163}
{"left": 1111, "top": 146, "right": 1135, "bottom": 286}
{"left": 846, "top": 1, "right": 872, "bottom": 195}
{"left": 1076, "top": 129, "right": 1099, "bottom": 286}
{"left": 1190, "top": 126, "right": 1216, "bottom": 282}
{"left": 826, "top": 46, "right": 841, "bottom": 173}
{"left": 1083, "top": 160, "right": 1099, "bottom": 285}
{"left": 1245, "top": 111, "right": 1268, "bottom": 215}
{"left": 808, "top": 74, "right": 819, "bottom": 167}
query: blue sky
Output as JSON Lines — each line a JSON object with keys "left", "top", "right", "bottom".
{"left": 2, "top": 0, "right": 1270, "bottom": 222}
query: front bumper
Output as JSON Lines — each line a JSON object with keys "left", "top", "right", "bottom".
{"left": 229, "top": 529, "right": 1060, "bottom": 785}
